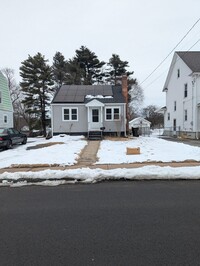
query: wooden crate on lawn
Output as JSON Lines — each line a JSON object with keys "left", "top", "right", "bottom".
{"left": 126, "top": 147, "right": 140, "bottom": 155}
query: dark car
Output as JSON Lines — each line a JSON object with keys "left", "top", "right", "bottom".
{"left": 0, "top": 128, "right": 27, "bottom": 150}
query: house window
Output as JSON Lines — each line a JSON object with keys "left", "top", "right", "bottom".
{"left": 177, "top": 69, "right": 180, "bottom": 78}
{"left": 184, "top": 110, "right": 187, "bottom": 121}
{"left": 184, "top": 83, "right": 188, "bottom": 98}
{"left": 105, "top": 107, "right": 121, "bottom": 121}
{"left": 106, "top": 108, "right": 112, "bottom": 120}
{"left": 114, "top": 108, "right": 120, "bottom": 120}
{"left": 0, "top": 91, "right": 2, "bottom": 103}
{"left": 173, "top": 119, "right": 176, "bottom": 131}
{"left": 62, "top": 108, "right": 78, "bottom": 121}
{"left": 167, "top": 112, "right": 170, "bottom": 120}
{"left": 174, "top": 101, "right": 176, "bottom": 111}
{"left": 3, "top": 115, "right": 8, "bottom": 124}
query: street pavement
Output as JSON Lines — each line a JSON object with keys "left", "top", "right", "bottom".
{"left": 1, "top": 181, "right": 200, "bottom": 266}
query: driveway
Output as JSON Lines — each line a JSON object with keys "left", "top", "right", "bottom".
{"left": 159, "top": 135, "right": 200, "bottom": 147}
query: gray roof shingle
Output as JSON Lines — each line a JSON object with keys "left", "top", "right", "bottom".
{"left": 177, "top": 51, "right": 200, "bottom": 72}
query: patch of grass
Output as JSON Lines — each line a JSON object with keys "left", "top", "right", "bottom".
{"left": 26, "top": 142, "right": 64, "bottom": 150}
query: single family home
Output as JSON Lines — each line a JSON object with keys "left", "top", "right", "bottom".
{"left": 162, "top": 51, "right": 200, "bottom": 139}
{"left": 51, "top": 76, "right": 129, "bottom": 138}
{"left": 0, "top": 71, "right": 13, "bottom": 128}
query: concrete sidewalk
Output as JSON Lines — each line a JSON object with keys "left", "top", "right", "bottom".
{"left": 1, "top": 139, "right": 200, "bottom": 174}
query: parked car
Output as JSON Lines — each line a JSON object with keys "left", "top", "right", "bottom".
{"left": 0, "top": 128, "right": 27, "bottom": 150}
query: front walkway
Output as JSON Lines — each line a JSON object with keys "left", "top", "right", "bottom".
{"left": 77, "top": 140, "right": 100, "bottom": 166}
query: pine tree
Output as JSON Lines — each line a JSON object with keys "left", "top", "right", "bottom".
{"left": 20, "top": 53, "right": 53, "bottom": 136}
{"left": 52, "top": 52, "right": 68, "bottom": 90}
{"left": 74, "top": 46, "right": 105, "bottom": 84}
{"left": 65, "top": 57, "right": 84, "bottom": 85}
{"left": 107, "top": 54, "right": 134, "bottom": 85}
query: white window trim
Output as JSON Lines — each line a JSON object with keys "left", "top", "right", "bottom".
{"left": 62, "top": 107, "right": 78, "bottom": 121}
{"left": 105, "top": 107, "right": 121, "bottom": 121}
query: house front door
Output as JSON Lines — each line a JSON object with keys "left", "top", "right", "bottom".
{"left": 90, "top": 108, "right": 101, "bottom": 130}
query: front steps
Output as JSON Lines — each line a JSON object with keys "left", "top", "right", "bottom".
{"left": 88, "top": 131, "right": 103, "bottom": 140}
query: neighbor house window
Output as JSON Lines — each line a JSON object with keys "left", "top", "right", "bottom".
{"left": 0, "top": 91, "right": 2, "bottom": 103}
{"left": 3, "top": 115, "right": 8, "bottom": 123}
{"left": 184, "top": 110, "right": 187, "bottom": 121}
{"left": 167, "top": 112, "right": 170, "bottom": 120}
{"left": 177, "top": 69, "right": 180, "bottom": 78}
{"left": 105, "top": 107, "right": 120, "bottom": 121}
{"left": 174, "top": 101, "right": 176, "bottom": 111}
{"left": 184, "top": 83, "right": 188, "bottom": 98}
{"left": 62, "top": 108, "right": 78, "bottom": 121}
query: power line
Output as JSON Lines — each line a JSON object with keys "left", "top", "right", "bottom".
{"left": 143, "top": 37, "right": 200, "bottom": 90}
{"left": 140, "top": 18, "right": 200, "bottom": 86}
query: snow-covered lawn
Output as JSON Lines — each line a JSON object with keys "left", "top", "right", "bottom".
{"left": 0, "top": 135, "right": 87, "bottom": 169}
{"left": 1, "top": 134, "right": 200, "bottom": 186}
{"left": 97, "top": 136, "right": 200, "bottom": 164}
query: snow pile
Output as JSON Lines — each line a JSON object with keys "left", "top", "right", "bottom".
{"left": 1, "top": 165, "right": 200, "bottom": 187}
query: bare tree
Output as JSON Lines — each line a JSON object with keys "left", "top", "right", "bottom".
{"left": 128, "top": 84, "right": 144, "bottom": 118}
{"left": 1, "top": 68, "right": 21, "bottom": 105}
{"left": 142, "top": 105, "right": 164, "bottom": 128}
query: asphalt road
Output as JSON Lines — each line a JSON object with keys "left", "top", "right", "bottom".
{"left": 1, "top": 181, "right": 200, "bottom": 266}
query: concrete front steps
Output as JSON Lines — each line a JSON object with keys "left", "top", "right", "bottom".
{"left": 88, "top": 131, "right": 103, "bottom": 140}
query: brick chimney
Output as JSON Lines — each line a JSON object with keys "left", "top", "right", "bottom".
{"left": 121, "top": 75, "right": 129, "bottom": 135}
{"left": 122, "top": 75, "right": 128, "bottom": 104}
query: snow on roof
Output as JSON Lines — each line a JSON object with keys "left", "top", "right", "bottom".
{"left": 85, "top": 95, "right": 113, "bottom": 99}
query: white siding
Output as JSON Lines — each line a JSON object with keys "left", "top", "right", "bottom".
{"left": 164, "top": 55, "right": 194, "bottom": 131}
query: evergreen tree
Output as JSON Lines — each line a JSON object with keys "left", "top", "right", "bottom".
{"left": 52, "top": 51, "right": 68, "bottom": 90}
{"left": 74, "top": 46, "right": 105, "bottom": 84}
{"left": 65, "top": 57, "right": 84, "bottom": 85}
{"left": 20, "top": 53, "right": 53, "bottom": 136}
{"left": 107, "top": 54, "right": 134, "bottom": 85}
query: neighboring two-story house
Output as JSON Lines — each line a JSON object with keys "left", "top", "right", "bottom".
{"left": 162, "top": 51, "right": 200, "bottom": 139}
{"left": 51, "top": 76, "right": 129, "bottom": 138}
{"left": 0, "top": 71, "right": 13, "bottom": 128}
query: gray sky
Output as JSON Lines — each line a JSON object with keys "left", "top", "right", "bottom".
{"left": 1, "top": 0, "right": 200, "bottom": 107}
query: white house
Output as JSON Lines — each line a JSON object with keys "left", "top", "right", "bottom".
{"left": 162, "top": 51, "right": 200, "bottom": 139}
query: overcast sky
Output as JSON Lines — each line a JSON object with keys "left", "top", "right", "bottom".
{"left": 1, "top": 0, "right": 200, "bottom": 107}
